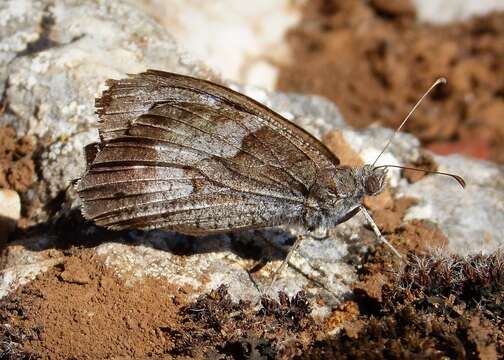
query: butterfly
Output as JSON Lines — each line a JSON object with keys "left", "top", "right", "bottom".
{"left": 76, "top": 70, "right": 389, "bottom": 232}
{"left": 76, "top": 70, "right": 464, "bottom": 281}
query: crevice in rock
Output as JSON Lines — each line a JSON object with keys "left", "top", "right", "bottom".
{"left": 16, "top": 5, "right": 85, "bottom": 59}
{"left": 17, "top": 6, "right": 57, "bottom": 57}
{"left": 0, "top": 77, "right": 15, "bottom": 118}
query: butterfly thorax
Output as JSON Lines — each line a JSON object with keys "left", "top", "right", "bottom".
{"left": 303, "top": 165, "right": 387, "bottom": 230}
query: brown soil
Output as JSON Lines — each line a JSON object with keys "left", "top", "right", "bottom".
{"left": 277, "top": 0, "right": 504, "bottom": 163}
{"left": 318, "top": 205, "right": 504, "bottom": 359}
{"left": 0, "top": 127, "right": 36, "bottom": 193}
{"left": 0, "top": 248, "right": 320, "bottom": 359}
{"left": 0, "top": 250, "right": 187, "bottom": 359}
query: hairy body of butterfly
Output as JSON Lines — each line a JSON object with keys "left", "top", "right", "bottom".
{"left": 76, "top": 70, "right": 387, "bottom": 235}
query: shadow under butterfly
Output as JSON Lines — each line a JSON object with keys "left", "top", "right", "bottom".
{"left": 75, "top": 70, "right": 465, "bottom": 290}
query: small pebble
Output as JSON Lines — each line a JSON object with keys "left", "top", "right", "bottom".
{"left": 0, "top": 189, "right": 21, "bottom": 243}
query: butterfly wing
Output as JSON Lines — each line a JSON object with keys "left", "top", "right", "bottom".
{"left": 76, "top": 70, "right": 340, "bottom": 234}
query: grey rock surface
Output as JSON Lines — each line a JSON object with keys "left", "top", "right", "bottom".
{"left": 1, "top": 0, "right": 504, "bottom": 318}
{"left": 0, "top": 189, "right": 21, "bottom": 244}
{"left": 126, "top": 0, "right": 301, "bottom": 90}
{"left": 413, "top": 0, "right": 504, "bottom": 23}
{"left": 401, "top": 155, "right": 504, "bottom": 254}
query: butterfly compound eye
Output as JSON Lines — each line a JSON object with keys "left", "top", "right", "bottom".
{"left": 365, "top": 175, "right": 381, "bottom": 195}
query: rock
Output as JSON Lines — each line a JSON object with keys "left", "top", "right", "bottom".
{"left": 0, "top": 258, "right": 61, "bottom": 299}
{"left": 0, "top": 189, "right": 21, "bottom": 223}
{"left": 123, "top": 1, "right": 504, "bottom": 88}
{"left": 401, "top": 155, "right": 504, "bottom": 254}
{"left": 127, "top": 0, "right": 301, "bottom": 90}
{"left": 413, "top": 0, "right": 504, "bottom": 23}
{"left": 335, "top": 126, "right": 504, "bottom": 255}
{"left": 0, "top": 189, "right": 21, "bottom": 244}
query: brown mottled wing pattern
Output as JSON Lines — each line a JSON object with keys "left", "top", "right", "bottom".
{"left": 76, "top": 70, "right": 340, "bottom": 234}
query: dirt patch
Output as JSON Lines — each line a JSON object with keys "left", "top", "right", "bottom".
{"left": 0, "top": 127, "right": 36, "bottom": 193}
{"left": 278, "top": 0, "right": 504, "bottom": 163}
{"left": 0, "top": 249, "right": 320, "bottom": 359}
{"left": 0, "top": 250, "right": 187, "bottom": 359}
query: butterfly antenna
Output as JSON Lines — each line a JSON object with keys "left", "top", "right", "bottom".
{"left": 374, "top": 164, "right": 466, "bottom": 188}
{"left": 372, "top": 78, "right": 447, "bottom": 167}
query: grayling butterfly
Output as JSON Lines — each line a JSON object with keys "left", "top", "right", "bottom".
{"left": 76, "top": 71, "right": 464, "bottom": 286}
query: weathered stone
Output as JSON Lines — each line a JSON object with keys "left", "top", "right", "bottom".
{"left": 0, "top": 189, "right": 21, "bottom": 244}
{"left": 126, "top": 0, "right": 301, "bottom": 90}
{"left": 413, "top": 0, "right": 504, "bottom": 23}
{"left": 402, "top": 155, "right": 504, "bottom": 254}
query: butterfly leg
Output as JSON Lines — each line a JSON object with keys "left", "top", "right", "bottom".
{"left": 309, "top": 226, "right": 328, "bottom": 240}
{"left": 360, "top": 206, "right": 402, "bottom": 259}
{"left": 247, "top": 256, "right": 269, "bottom": 273}
{"left": 266, "top": 233, "right": 305, "bottom": 293}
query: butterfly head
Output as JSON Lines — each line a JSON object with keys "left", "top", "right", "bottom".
{"left": 361, "top": 165, "right": 387, "bottom": 196}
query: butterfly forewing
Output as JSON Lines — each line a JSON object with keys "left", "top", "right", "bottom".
{"left": 77, "top": 70, "right": 340, "bottom": 234}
